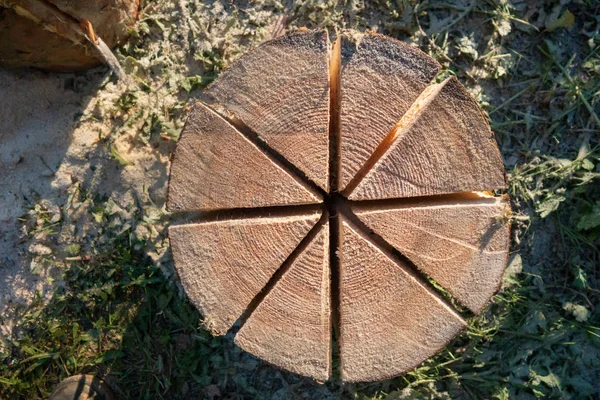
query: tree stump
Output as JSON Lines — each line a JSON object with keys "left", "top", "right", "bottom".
{"left": 167, "top": 29, "right": 511, "bottom": 382}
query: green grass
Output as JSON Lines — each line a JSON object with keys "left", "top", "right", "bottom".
{"left": 1, "top": 0, "right": 599, "bottom": 398}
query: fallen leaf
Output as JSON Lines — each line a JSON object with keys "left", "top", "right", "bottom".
{"left": 110, "top": 144, "right": 134, "bottom": 166}
{"left": 546, "top": 10, "right": 575, "bottom": 32}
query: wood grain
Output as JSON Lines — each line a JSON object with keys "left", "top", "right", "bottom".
{"left": 235, "top": 222, "right": 331, "bottom": 381}
{"left": 167, "top": 102, "right": 320, "bottom": 212}
{"left": 338, "top": 31, "right": 441, "bottom": 192}
{"left": 207, "top": 29, "right": 331, "bottom": 191}
{"left": 348, "top": 77, "right": 505, "bottom": 200}
{"left": 169, "top": 211, "right": 321, "bottom": 335}
{"left": 165, "top": 29, "right": 511, "bottom": 382}
{"left": 339, "top": 218, "right": 466, "bottom": 382}
{"left": 354, "top": 195, "right": 510, "bottom": 313}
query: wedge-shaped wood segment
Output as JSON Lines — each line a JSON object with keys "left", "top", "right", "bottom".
{"left": 339, "top": 219, "right": 466, "bottom": 382}
{"left": 167, "top": 102, "right": 320, "bottom": 212}
{"left": 207, "top": 29, "right": 331, "bottom": 191}
{"left": 236, "top": 222, "right": 331, "bottom": 381}
{"left": 353, "top": 195, "right": 510, "bottom": 313}
{"left": 337, "top": 31, "right": 441, "bottom": 191}
{"left": 348, "top": 77, "right": 505, "bottom": 200}
{"left": 169, "top": 211, "right": 321, "bottom": 335}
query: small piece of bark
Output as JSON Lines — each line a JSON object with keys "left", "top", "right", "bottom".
{"left": 235, "top": 222, "right": 331, "bottom": 381}
{"left": 354, "top": 195, "right": 510, "bottom": 313}
{"left": 339, "top": 218, "right": 466, "bottom": 382}
{"left": 338, "top": 31, "right": 441, "bottom": 191}
{"left": 167, "top": 102, "right": 320, "bottom": 212}
{"left": 169, "top": 211, "right": 321, "bottom": 335}
{"left": 208, "top": 29, "right": 331, "bottom": 191}
{"left": 348, "top": 77, "right": 505, "bottom": 200}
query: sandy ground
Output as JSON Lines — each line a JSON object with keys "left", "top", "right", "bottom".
{"left": 0, "top": 68, "right": 91, "bottom": 308}
{"left": 0, "top": 66, "right": 173, "bottom": 319}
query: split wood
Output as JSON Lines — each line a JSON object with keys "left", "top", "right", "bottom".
{"left": 167, "top": 29, "right": 511, "bottom": 383}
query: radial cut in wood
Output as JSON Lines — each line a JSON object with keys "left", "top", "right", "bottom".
{"left": 207, "top": 29, "right": 331, "bottom": 191}
{"left": 348, "top": 77, "right": 506, "bottom": 200}
{"left": 337, "top": 31, "right": 442, "bottom": 192}
{"left": 169, "top": 211, "right": 321, "bottom": 335}
{"left": 339, "top": 218, "right": 466, "bottom": 382}
{"left": 235, "top": 221, "right": 331, "bottom": 381}
{"left": 167, "top": 102, "right": 320, "bottom": 212}
{"left": 353, "top": 194, "right": 510, "bottom": 313}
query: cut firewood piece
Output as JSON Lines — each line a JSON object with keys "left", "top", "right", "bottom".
{"left": 207, "top": 29, "right": 331, "bottom": 191}
{"left": 235, "top": 222, "right": 331, "bottom": 381}
{"left": 339, "top": 218, "right": 466, "bottom": 382}
{"left": 353, "top": 194, "right": 511, "bottom": 313}
{"left": 167, "top": 102, "right": 320, "bottom": 212}
{"left": 337, "top": 31, "right": 441, "bottom": 191}
{"left": 348, "top": 77, "right": 505, "bottom": 200}
{"left": 169, "top": 211, "right": 321, "bottom": 336}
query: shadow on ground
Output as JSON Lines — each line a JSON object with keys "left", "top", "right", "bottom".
{"left": 0, "top": 67, "right": 106, "bottom": 309}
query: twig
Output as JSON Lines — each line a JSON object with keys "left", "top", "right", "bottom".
{"left": 414, "top": 3, "right": 453, "bottom": 64}
{"left": 37, "top": 155, "right": 56, "bottom": 175}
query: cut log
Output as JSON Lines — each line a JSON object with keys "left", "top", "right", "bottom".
{"left": 208, "top": 29, "right": 331, "bottom": 191}
{"left": 353, "top": 194, "right": 510, "bottom": 313}
{"left": 0, "top": 0, "right": 138, "bottom": 71}
{"left": 337, "top": 31, "right": 441, "bottom": 191}
{"left": 167, "top": 102, "right": 320, "bottom": 212}
{"left": 169, "top": 211, "right": 321, "bottom": 335}
{"left": 167, "top": 29, "right": 511, "bottom": 383}
{"left": 339, "top": 218, "right": 466, "bottom": 382}
{"left": 347, "top": 77, "right": 506, "bottom": 200}
{"left": 235, "top": 221, "right": 330, "bottom": 381}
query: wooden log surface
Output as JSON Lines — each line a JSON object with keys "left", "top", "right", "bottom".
{"left": 0, "top": 0, "right": 139, "bottom": 71}
{"left": 339, "top": 218, "right": 466, "bottom": 382}
{"left": 169, "top": 211, "right": 321, "bottom": 335}
{"left": 353, "top": 194, "right": 510, "bottom": 313}
{"left": 347, "top": 77, "right": 506, "bottom": 200}
{"left": 235, "top": 221, "right": 331, "bottom": 381}
{"left": 167, "top": 29, "right": 510, "bottom": 382}
{"left": 208, "top": 29, "right": 331, "bottom": 191}
{"left": 337, "top": 32, "right": 441, "bottom": 192}
{"left": 167, "top": 102, "right": 320, "bottom": 212}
